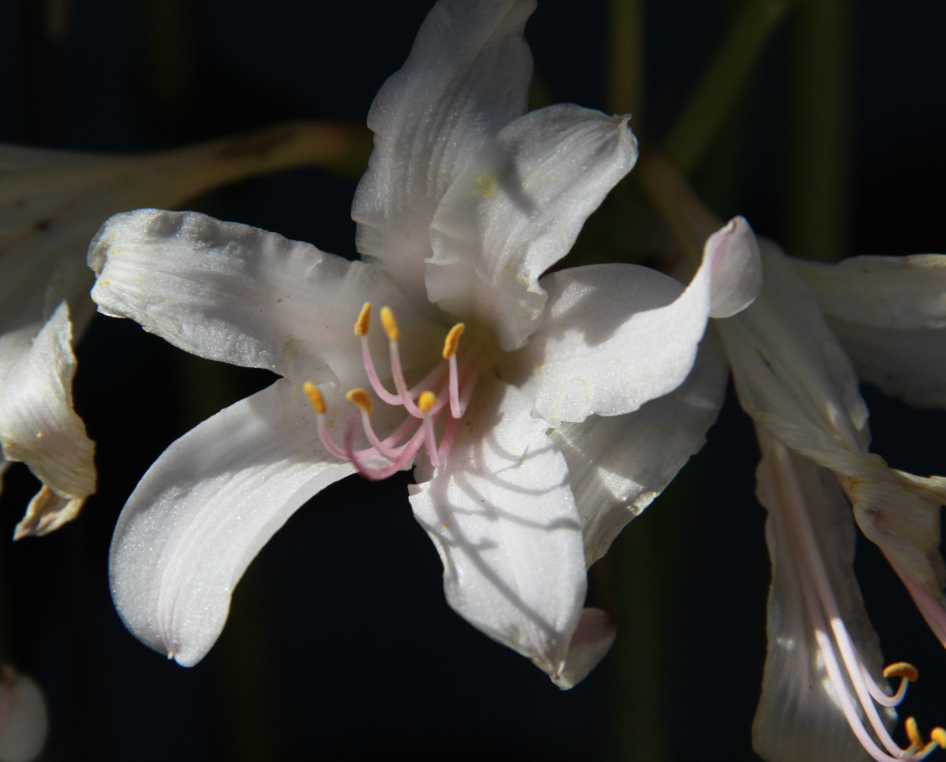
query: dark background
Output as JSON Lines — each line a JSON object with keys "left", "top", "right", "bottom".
{"left": 0, "top": 0, "right": 944, "bottom": 760}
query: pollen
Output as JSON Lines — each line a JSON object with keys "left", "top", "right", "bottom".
{"left": 355, "top": 302, "right": 371, "bottom": 336}
{"left": 303, "top": 382, "right": 326, "bottom": 415}
{"left": 346, "top": 388, "right": 373, "bottom": 415}
{"left": 442, "top": 323, "right": 465, "bottom": 359}
{"left": 907, "top": 717, "right": 924, "bottom": 748}
{"left": 380, "top": 306, "right": 400, "bottom": 342}
{"left": 418, "top": 391, "right": 436, "bottom": 415}
{"left": 884, "top": 662, "right": 919, "bottom": 682}
{"left": 932, "top": 728, "right": 946, "bottom": 749}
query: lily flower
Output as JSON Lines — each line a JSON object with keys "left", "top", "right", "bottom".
{"left": 0, "top": 121, "right": 367, "bottom": 539}
{"left": 0, "top": 665, "right": 48, "bottom": 762}
{"left": 89, "top": 0, "right": 761, "bottom": 685}
{"left": 715, "top": 241, "right": 946, "bottom": 762}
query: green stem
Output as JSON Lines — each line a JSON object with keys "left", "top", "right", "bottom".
{"left": 785, "top": 0, "right": 851, "bottom": 262}
{"left": 663, "top": 0, "right": 789, "bottom": 175}
{"left": 608, "top": 0, "right": 644, "bottom": 119}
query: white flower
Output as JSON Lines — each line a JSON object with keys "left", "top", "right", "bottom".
{"left": 89, "top": 0, "right": 761, "bottom": 685}
{"left": 0, "top": 123, "right": 363, "bottom": 538}
{"left": 0, "top": 666, "right": 48, "bottom": 762}
{"left": 716, "top": 241, "right": 946, "bottom": 762}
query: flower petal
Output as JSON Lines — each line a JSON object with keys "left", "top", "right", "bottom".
{"left": 90, "top": 209, "right": 442, "bottom": 387}
{"left": 0, "top": 666, "right": 48, "bottom": 762}
{"left": 512, "top": 217, "right": 757, "bottom": 423}
{"left": 551, "top": 608, "right": 617, "bottom": 690}
{"left": 109, "top": 379, "right": 355, "bottom": 667}
{"left": 351, "top": 0, "right": 535, "bottom": 305}
{"left": 0, "top": 301, "right": 95, "bottom": 537}
{"left": 408, "top": 379, "right": 586, "bottom": 682}
{"left": 427, "top": 105, "right": 638, "bottom": 350}
{"left": 550, "top": 337, "right": 729, "bottom": 566}
{"left": 752, "top": 433, "right": 890, "bottom": 762}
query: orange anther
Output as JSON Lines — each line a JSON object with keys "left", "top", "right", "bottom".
{"left": 884, "top": 662, "right": 919, "bottom": 682}
{"left": 442, "top": 323, "right": 465, "bottom": 359}
{"left": 906, "top": 717, "right": 923, "bottom": 748}
{"left": 303, "top": 382, "right": 326, "bottom": 415}
{"left": 355, "top": 302, "right": 371, "bottom": 336}
{"left": 346, "top": 388, "right": 373, "bottom": 415}
{"left": 418, "top": 391, "right": 436, "bottom": 415}
{"left": 380, "top": 307, "right": 400, "bottom": 342}
{"left": 932, "top": 728, "right": 946, "bottom": 749}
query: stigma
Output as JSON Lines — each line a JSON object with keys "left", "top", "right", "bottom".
{"left": 303, "top": 303, "right": 479, "bottom": 480}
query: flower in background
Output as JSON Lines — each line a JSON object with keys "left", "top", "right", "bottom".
{"left": 0, "top": 121, "right": 366, "bottom": 539}
{"left": 0, "top": 665, "right": 48, "bottom": 762}
{"left": 89, "top": 0, "right": 761, "bottom": 686}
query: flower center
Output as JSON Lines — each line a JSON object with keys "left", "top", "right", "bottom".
{"left": 773, "top": 442, "right": 946, "bottom": 762}
{"left": 302, "top": 303, "right": 480, "bottom": 480}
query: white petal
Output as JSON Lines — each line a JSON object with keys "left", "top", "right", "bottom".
{"left": 512, "top": 217, "right": 756, "bottom": 423}
{"left": 550, "top": 337, "right": 729, "bottom": 565}
{"left": 408, "top": 379, "right": 586, "bottom": 681}
{"left": 752, "top": 434, "right": 889, "bottom": 762}
{"left": 427, "top": 105, "right": 638, "bottom": 349}
{"left": 351, "top": 0, "right": 535, "bottom": 305}
{"left": 795, "top": 254, "right": 946, "bottom": 329}
{"left": 109, "top": 379, "right": 355, "bottom": 667}
{"left": 0, "top": 301, "right": 94, "bottom": 536}
{"left": 551, "top": 608, "right": 617, "bottom": 690}
{"left": 0, "top": 666, "right": 48, "bottom": 762}
{"left": 90, "top": 210, "right": 442, "bottom": 387}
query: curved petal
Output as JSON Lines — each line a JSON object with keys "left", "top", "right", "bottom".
{"left": 427, "top": 105, "right": 638, "bottom": 350}
{"left": 90, "top": 210, "right": 442, "bottom": 387}
{"left": 512, "top": 217, "right": 757, "bottom": 423}
{"left": 408, "top": 379, "right": 586, "bottom": 682}
{"left": 550, "top": 336, "right": 729, "bottom": 566}
{"left": 351, "top": 0, "right": 535, "bottom": 304}
{"left": 0, "top": 666, "right": 48, "bottom": 762}
{"left": 752, "top": 435, "right": 890, "bottom": 762}
{"left": 551, "top": 608, "right": 617, "bottom": 690}
{"left": 109, "top": 379, "right": 356, "bottom": 667}
{"left": 0, "top": 301, "right": 95, "bottom": 537}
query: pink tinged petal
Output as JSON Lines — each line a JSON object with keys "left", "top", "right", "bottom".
{"left": 0, "top": 666, "right": 48, "bottom": 762}
{"left": 408, "top": 379, "right": 587, "bottom": 682}
{"left": 109, "top": 379, "right": 356, "bottom": 667}
{"left": 90, "top": 210, "right": 441, "bottom": 388}
{"left": 512, "top": 218, "right": 757, "bottom": 424}
{"left": 550, "top": 337, "right": 729, "bottom": 566}
{"left": 752, "top": 434, "right": 893, "bottom": 762}
{"left": 0, "top": 301, "right": 94, "bottom": 537}
{"left": 427, "top": 105, "right": 638, "bottom": 350}
{"left": 551, "top": 607, "right": 617, "bottom": 690}
{"left": 351, "top": 0, "right": 535, "bottom": 305}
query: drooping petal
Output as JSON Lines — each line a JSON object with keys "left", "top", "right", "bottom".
{"left": 0, "top": 666, "right": 48, "bottom": 762}
{"left": 409, "top": 379, "right": 586, "bottom": 682}
{"left": 752, "top": 433, "right": 890, "bottom": 762}
{"left": 550, "top": 337, "right": 729, "bottom": 566}
{"left": 351, "top": 0, "right": 535, "bottom": 304}
{"left": 90, "top": 210, "right": 442, "bottom": 387}
{"left": 109, "top": 379, "right": 357, "bottom": 667}
{"left": 551, "top": 608, "right": 617, "bottom": 690}
{"left": 427, "top": 105, "right": 638, "bottom": 350}
{"left": 512, "top": 216, "right": 757, "bottom": 423}
{"left": 0, "top": 301, "right": 94, "bottom": 537}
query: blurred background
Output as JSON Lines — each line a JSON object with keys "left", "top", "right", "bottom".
{"left": 0, "top": 0, "right": 944, "bottom": 759}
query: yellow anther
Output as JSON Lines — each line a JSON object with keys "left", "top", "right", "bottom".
{"left": 303, "top": 382, "right": 326, "bottom": 415}
{"left": 380, "top": 306, "right": 400, "bottom": 342}
{"left": 346, "top": 388, "right": 373, "bottom": 415}
{"left": 907, "top": 717, "right": 924, "bottom": 748}
{"left": 418, "top": 391, "right": 436, "bottom": 415}
{"left": 884, "top": 662, "right": 919, "bottom": 682}
{"left": 442, "top": 323, "right": 465, "bottom": 359}
{"left": 931, "top": 728, "right": 946, "bottom": 749}
{"left": 355, "top": 302, "right": 371, "bottom": 336}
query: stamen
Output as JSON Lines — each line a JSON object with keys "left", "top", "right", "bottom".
{"left": 355, "top": 302, "right": 371, "bottom": 336}
{"left": 907, "top": 717, "right": 924, "bottom": 750}
{"left": 303, "top": 381, "right": 326, "bottom": 414}
{"left": 380, "top": 306, "right": 400, "bottom": 341}
{"left": 345, "top": 388, "right": 373, "bottom": 415}
{"left": 302, "top": 382, "right": 348, "bottom": 460}
{"left": 442, "top": 323, "right": 464, "bottom": 359}
{"left": 416, "top": 391, "right": 442, "bottom": 465}
{"left": 884, "top": 662, "right": 919, "bottom": 682}
{"left": 345, "top": 388, "right": 405, "bottom": 459}
{"left": 418, "top": 391, "right": 436, "bottom": 415}
{"left": 932, "top": 728, "right": 946, "bottom": 749}
{"left": 443, "top": 323, "right": 466, "bottom": 418}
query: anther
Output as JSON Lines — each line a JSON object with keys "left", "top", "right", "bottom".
{"left": 346, "top": 388, "right": 373, "bottom": 415}
{"left": 907, "top": 717, "right": 924, "bottom": 749}
{"left": 355, "top": 302, "right": 371, "bottom": 336}
{"left": 303, "top": 382, "right": 326, "bottom": 415}
{"left": 418, "top": 391, "right": 436, "bottom": 415}
{"left": 883, "top": 662, "right": 918, "bottom": 682}
{"left": 932, "top": 728, "right": 946, "bottom": 749}
{"left": 442, "top": 323, "right": 465, "bottom": 359}
{"left": 380, "top": 306, "right": 400, "bottom": 342}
